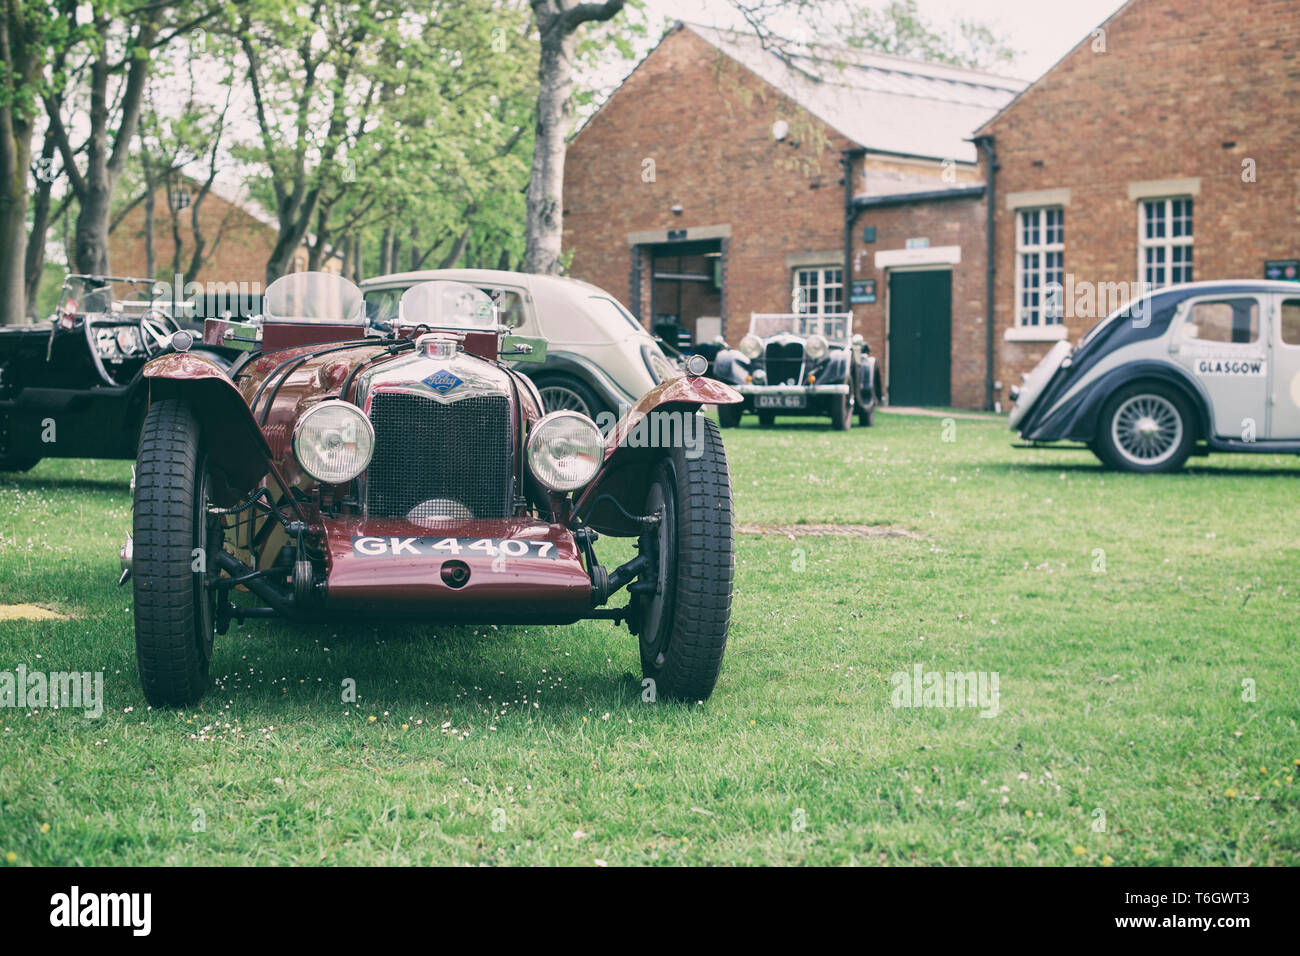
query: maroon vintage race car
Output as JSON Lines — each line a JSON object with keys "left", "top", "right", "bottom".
{"left": 122, "top": 273, "right": 742, "bottom": 706}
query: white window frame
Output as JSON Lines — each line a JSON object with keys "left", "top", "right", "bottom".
{"left": 792, "top": 265, "right": 844, "bottom": 316}
{"left": 1138, "top": 197, "right": 1193, "bottom": 289}
{"left": 1014, "top": 207, "right": 1065, "bottom": 329}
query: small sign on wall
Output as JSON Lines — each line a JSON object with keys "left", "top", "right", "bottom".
{"left": 851, "top": 279, "right": 877, "bottom": 304}
{"left": 905, "top": 237, "right": 929, "bottom": 250}
{"left": 1265, "top": 259, "right": 1299, "bottom": 281}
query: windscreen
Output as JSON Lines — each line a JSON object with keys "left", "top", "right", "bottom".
{"left": 398, "top": 281, "right": 498, "bottom": 330}
{"left": 264, "top": 272, "right": 364, "bottom": 323}
{"left": 750, "top": 313, "right": 850, "bottom": 341}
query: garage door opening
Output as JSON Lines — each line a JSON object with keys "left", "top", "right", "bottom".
{"left": 650, "top": 239, "right": 722, "bottom": 349}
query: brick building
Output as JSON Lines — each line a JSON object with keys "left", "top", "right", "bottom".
{"left": 108, "top": 178, "right": 337, "bottom": 310}
{"left": 565, "top": 2, "right": 1300, "bottom": 410}
{"left": 562, "top": 22, "right": 1024, "bottom": 409}
{"left": 977, "top": 0, "right": 1300, "bottom": 409}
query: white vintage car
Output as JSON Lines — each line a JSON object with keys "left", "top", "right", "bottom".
{"left": 1009, "top": 280, "right": 1300, "bottom": 472}
{"left": 361, "top": 269, "right": 677, "bottom": 417}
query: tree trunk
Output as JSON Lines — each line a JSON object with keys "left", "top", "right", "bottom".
{"left": 438, "top": 226, "right": 472, "bottom": 270}
{"left": 0, "top": 138, "right": 30, "bottom": 324}
{"left": 341, "top": 232, "right": 355, "bottom": 279}
{"left": 524, "top": 1, "right": 625, "bottom": 276}
{"left": 23, "top": 132, "right": 56, "bottom": 318}
{"left": 523, "top": 27, "right": 577, "bottom": 275}
{"left": 65, "top": 16, "right": 159, "bottom": 277}
{"left": 167, "top": 175, "right": 185, "bottom": 281}
{"left": 378, "top": 226, "right": 392, "bottom": 275}
{"left": 307, "top": 201, "right": 333, "bottom": 272}
{"left": 0, "top": 11, "right": 40, "bottom": 324}
{"left": 142, "top": 159, "right": 156, "bottom": 279}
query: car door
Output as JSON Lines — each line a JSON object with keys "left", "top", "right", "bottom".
{"left": 1268, "top": 294, "right": 1300, "bottom": 439}
{"left": 1169, "top": 293, "right": 1268, "bottom": 439}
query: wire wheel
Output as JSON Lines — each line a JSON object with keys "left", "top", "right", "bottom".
{"left": 1111, "top": 393, "right": 1183, "bottom": 467}
{"left": 538, "top": 383, "right": 593, "bottom": 417}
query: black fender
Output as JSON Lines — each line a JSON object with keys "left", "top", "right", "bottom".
{"left": 712, "top": 348, "right": 749, "bottom": 385}
{"left": 1026, "top": 360, "right": 1210, "bottom": 444}
{"left": 820, "top": 347, "right": 850, "bottom": 384}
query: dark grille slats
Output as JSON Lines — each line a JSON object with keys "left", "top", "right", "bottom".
{"left": 365, "top": 392, "right": 512, "bottom": 519}
{"left": 765, "top": 341, "right": 805, "bottom": 386}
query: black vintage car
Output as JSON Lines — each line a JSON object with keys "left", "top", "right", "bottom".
{"left": 0, "top": 275, "right": 230, "bottom": 470}
{"left": 711, "top": 312, "right": 878, "bottom": 430}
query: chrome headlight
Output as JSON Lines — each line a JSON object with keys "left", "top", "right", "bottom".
{"left": 292, "top": 399, "right": 374, "bottom": 485}
{"left": 527, "top": 410, "right": 603, "bottom": 492}
{"left": 739, "top": 334, "right": 763, "bottom": 359}
{"left": 805, "top": 334, "right": 829, "bottom": 360}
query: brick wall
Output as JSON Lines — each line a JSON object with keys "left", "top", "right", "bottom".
{"left": 563, "top": 27, "right": 858, "bottom": 341}
{"left": 981, "top": 0, "right": 1300, "bottom": 406}
{"left": 564, "top": 24, "right": 987, "bottom": 405}
{"left": 109, "top": 187, "right": 281, "bottom": 288}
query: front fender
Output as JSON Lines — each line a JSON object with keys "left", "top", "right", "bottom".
{"left": 712, "top": 349, "right": 749, "bottom": 385}
{"left": 143, "top": 352, "right": 285, "bottom": 505}
{"left": 574, "top": 375, "right": 740, "bottom": 535}
{"left": 1026, "top": 360, "right": 1209, "bottom": 444}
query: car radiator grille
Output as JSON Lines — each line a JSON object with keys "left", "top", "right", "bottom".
{"left": 365, "top": 391, "right": 512, "bottom": 520}
{"left": 765, "top": 342, "right": 805, "bottom": 386}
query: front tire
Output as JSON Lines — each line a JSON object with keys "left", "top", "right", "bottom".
{"left": 133, "top": 400, "right": 218, "bottom": 706}
{"left": 637, "top": 417, "right": 734, "bottom": 701}
{"left": 830, "top": 389, "right": 854, "bottom": 431}
{"left": 1094, "top": 383, "right": 1195, "bottom": 473}
{"left": 0, "top": 456, "right": 39, "bottom": 472}
{"left": 716, "top": 403, "right": 743, "bottom": 428}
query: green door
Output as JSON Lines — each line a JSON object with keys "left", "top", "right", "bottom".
{"left": 888, "top": 270, "right": 952, "bottom": 406}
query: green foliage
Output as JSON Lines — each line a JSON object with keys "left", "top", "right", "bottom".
{"left": 841, "top": 0, "right": 1017, "bottom": 70}
{"left": 231, "top": 0, "right": 538, "bottom": 277}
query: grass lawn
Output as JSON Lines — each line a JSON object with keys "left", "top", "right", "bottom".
{"left": 1, "top": 409, "right": 1297, "bottom": 865}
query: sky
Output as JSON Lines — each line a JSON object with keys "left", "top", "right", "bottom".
{"left": 626, "top": 0, "right": 1131, "bottom": 80}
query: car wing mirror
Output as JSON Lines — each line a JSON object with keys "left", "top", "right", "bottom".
{"left": 500, "top": 334, "right": 547, "bottom": 363}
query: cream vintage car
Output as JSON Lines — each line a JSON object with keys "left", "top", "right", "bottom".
{"left": 362, "top": 269, "right": 677, "bottom": 418}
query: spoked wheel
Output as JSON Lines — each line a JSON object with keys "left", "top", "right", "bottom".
{"left": 534, "top": 376, "right": 603, "bottom": 418}
{"left": 830, "top": 388, "right": 854, "bottom": 431}
{"left": 133, "top": 400, "right": 220, "bottom": 706}
{"left": 1095, "top": 384, "right": 1195, "bottom": 473}
{"left": 636, "top": 417, "right": 735, "bottom": 701}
